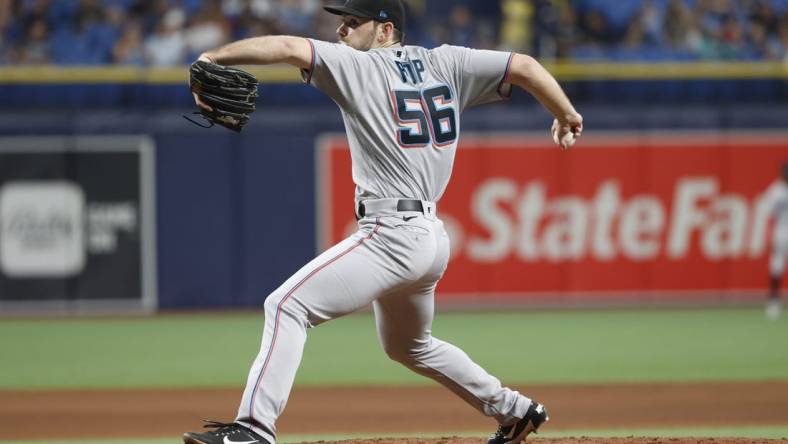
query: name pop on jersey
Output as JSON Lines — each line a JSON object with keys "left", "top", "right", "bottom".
{"left": 395, "top": 59, "right": 425, "bottom": 85}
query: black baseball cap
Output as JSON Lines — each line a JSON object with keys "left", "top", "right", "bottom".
{"left": 324, "top": 0, "right": 406, "bottom": 32}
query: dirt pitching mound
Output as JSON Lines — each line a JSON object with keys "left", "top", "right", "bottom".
{"left": 313, "top": 438, "right": 788, "bottom": 444}
{"left": 2, "top": 382, "right": 788, "bottom": 440}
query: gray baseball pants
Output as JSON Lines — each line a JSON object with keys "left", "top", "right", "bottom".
{"left": 235, "top": 199, "right": 531, "bottom": 443}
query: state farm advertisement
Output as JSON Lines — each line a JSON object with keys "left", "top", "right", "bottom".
{"left": 317, "top": 132, "right": 788, "bottom": 303}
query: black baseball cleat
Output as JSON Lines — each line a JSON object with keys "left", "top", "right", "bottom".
{"left": 183, "top": 420, "right": 269, "bottom": 444}
{"left": 487, "top": 401, "right": 549, "bottom": 444}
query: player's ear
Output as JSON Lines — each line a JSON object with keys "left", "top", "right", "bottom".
{"left": 378, "top": 21, "right": 394, "bottom": 44}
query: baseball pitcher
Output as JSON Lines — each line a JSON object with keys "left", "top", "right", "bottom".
{"left": 184, "top": 1, "right": 583, "bottom": 443}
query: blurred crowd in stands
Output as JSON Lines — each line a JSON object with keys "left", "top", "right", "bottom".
{"left": 0, "top": 0, "right": 786, "bottom": 65}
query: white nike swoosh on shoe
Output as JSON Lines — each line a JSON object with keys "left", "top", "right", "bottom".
{"left": 223, "top": 437, "right": 258, "bottom": 444}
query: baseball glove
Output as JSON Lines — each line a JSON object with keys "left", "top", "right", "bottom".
{"left": 186, "top": 60, "right": 259, "bottom": 132}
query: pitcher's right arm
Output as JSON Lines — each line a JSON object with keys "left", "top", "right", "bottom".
{"left": 506, "top": 54, "right": 583, "bottom": 148}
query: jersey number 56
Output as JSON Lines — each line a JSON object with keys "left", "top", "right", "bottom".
{"left": 390, "top": 85, "right": 457, "bottom": 148}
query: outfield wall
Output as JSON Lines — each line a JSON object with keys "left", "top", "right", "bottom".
{"left": 0, "top": 104, "right": 786, "bottom": 310}
{"left": 321, "top": 133, "right": 787, "bottom": 305}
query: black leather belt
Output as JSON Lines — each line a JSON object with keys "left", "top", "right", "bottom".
{"left": 357, "top": 199, "right": 424, "bottom": 218}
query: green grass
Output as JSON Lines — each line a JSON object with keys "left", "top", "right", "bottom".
{"left": 0, "top": 308, "right": 787, "bottom": 389}
{"left": 1, "top": 425, "right": 787, "bottom": 444}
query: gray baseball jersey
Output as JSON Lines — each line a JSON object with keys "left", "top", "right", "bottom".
{"left": 234, "top": 40, "right": 534, "bottom": 444}
{"left": 304, "top": 39, "right": 513, "bottom": 203}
